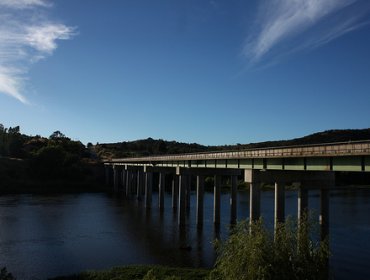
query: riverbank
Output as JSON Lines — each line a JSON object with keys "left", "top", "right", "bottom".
{"left": 51, "top": 265, "right": 209, "bottom": 280}
{"left": 0, "top": 157, "right": 106, "bottom": 194}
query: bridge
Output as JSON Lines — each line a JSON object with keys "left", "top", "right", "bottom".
{"left": 104, "top": 140, "right": 370, "bottom": 239}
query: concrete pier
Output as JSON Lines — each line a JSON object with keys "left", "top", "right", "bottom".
{"left": 122, "top": 168, "right": 127, "bottom": 191}
{"left": 214, "top": 175, "right": 221, "bottom": 226}
{"left": 244, "top": 169, "right": 261, "bottom": 223}
{"left": 137, "top": 171, "right": 144, "bottom": 200}
{"left": 320, "top": 188, "right": 329, "bottom": 241}
{"left": 298, "top": 186, "right": 308, "bottom": 226}
{"left": 105, "top": 165, "right": 112, "bottom": 186}
{"left": 230, "top": 175, "right": 238, "bottom": 225}
{"left": 131, "top": 171, "right": 137, "bottom": 195}
{"left": 196, "top": 175, "right": 205, "bottom": 228}
{"left": 186, "top": 175, "right": 191, "bottom": 210}
{"left": 159, "top": 173, "right": 165, "bottom": 209}
{"left": 172, "top": 175, "right": 179, "bottom": 209}
{"left": 249, "top": 182, "right": 261, "bottom": 223}
{"left": 103, "top": 160, "right": 340, "bottom": 244}
{"left": 178, "top": 175, "right": 187, "bottom": 227}
{"left": 126, "top": 169, "right": 131, "bottom": 196}
{"left": 274, "top": 182, "right": 285, "bottom": 229}
{"left": 145, "top": 171, "right": 153, "bottom": 208}
{"left": 113, "top": 165, "right": 120, "bottom": 192}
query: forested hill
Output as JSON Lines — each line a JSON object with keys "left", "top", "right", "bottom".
{"left": 95, "top": 128, "right": 370, "bottom": 159}
{"left": 94, "top": 138, "right": 210, "bottom": 159}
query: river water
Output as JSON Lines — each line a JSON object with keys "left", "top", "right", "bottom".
{"left": 0, "top": 187, "right": 370, "bottom": 279}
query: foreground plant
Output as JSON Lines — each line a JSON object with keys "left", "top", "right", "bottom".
{"left": 208, "top": 216, "right": 330, "bottom": 280}
{"left": 0, "top": 267, "right": 15, "bottom": 280}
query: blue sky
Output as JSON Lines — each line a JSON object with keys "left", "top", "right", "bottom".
{"left": 1, "top": 0, "right": 370, "bottom": 145}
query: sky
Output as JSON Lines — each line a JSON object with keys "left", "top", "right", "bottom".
{"left": 1, "top": 0, "right": 370, "bottom": 146}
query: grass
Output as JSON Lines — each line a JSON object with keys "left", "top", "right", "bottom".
{"left": 50, "top": 265, "right": 210, "bottom": 280}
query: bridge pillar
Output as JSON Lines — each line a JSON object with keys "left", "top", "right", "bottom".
{"left": 297, "top": 185, "right": 308, "bottom": 228}
{"left": 159, "top": 173, "right": 165, "bottom": 209}
{"left": 105, "top": 165, "right": 112, "bottom": 186}
{"left": 131, "top": 170, "right": 137, "bottom": 195}
{"left": 230, "top": 175, "right": 238, "bottom": 225}
{"left": 178, "top": 175, "right": 187, "bottom": 227}
{"left": 186, "top": 175, "right": 191, "bottom": 210}
{"left": 172, "top": 175, "right": 179, "bottom": 209}
{"left": 196, "top": 175, "right": 205, "bottom": 228}
{"left": 214, "top": 175, "right": 221, "bottom": 226}
{"left": 274, "top": 182, "right": 285, "bottom": 231}
{"left": 244, "top": 170, "right": 261, "bottom": 224}
{"left": 145, "top": 171, "right": 153, "bottom": 208}
{"left": 249, "top": 182, "right": 261, "bottom": 223}
{"left": 121, "top": 168, "right": 127, "bottom": 191}
{"left": 113, "top": 165, "right": 121, "bottom": 192}
{"left": 137, "top": 170, "right": 144, "bottom": 200}
{"left": 126, "top": 169, "right": 131, "bottom": 196}
{"left": 320, "top": 188, "right": 329, "bottom": 241}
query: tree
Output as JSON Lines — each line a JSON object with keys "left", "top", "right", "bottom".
{"left": 0, "top": 267, "right": 15, "bottom": 280}
{"left": 49, "top": 130, "right": 66, "bottom": 139}
{"left": 8, "top": 126, "right": 20, "bottom": 135}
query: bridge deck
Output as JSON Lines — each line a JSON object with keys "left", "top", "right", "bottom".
{"left": 108, "top": 140, "right": 370, "bottom": 163}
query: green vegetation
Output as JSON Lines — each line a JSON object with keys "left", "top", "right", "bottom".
{"left": 209, "top": 217, "right": 329, "bottom": 280}
{"left": 0, "top": 124, "right": 103, "bottom": 193}
{"left": 0, "top": 267, "right": 15, "bottom": 280}
{"left": 51, "top": 265, "right": 209, "bottom": 280}
{"left": 95, "top": 128, "right": 370, "bottom": 159}
{"left": 94, "top": 138, "right": 209, "bottom": 159}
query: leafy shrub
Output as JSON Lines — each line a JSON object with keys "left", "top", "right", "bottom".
{"left": 208, "top": 216, "right": 329, "bottom": 280}
{"left": 0, "top": 267, "right": 15, "bottom": 280}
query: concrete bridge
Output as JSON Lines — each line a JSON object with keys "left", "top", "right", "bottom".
{"left": 104, "top": 140, "right": 370, "bottom": 239}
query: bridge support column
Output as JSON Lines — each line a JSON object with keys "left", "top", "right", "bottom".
{"left": 137, "top": 171, "right": 144, "bottom": 200}
{"left": 172, "top": 175, "right": 179, "bottom": 209}
{"left": 159, "top": 173, "right": 165, "bottom": 209}
{"left": 131, "top": 170, "right": 137, "bottom": 195}
{"left": 121, "top": 168, "right": 127, "bottom": 192}
{"left": 320, "top": 188, "right": 329, "bottom": 241}
{"left": 186, "top": 175, "right": 191, "bottom": 210}
{"left": 214, "top": 175, "right": 221, "bottom": 226}
{"left": 230, "top": 175, "right": 238, "bottom": 225}
{"left": 126, "top": 169, "right": 131, "bottom": 196}
{"left": 145, "top": 172, "right": 153, "bottom": 208}
{"left": 244, "top": 170, "right": 261, "bottom": 224}
{"left": 113, "top": 165, "right": 120, "bottom": 192}
{"left": 298, "top": 185, "right": 308, "bottom": 228}
{"left": 178, "top": 175, "right": 187, "bottom": 227}
{"left": 249, "top": 182, "right": 261, "bottom": 223}
{"left": 105, "top": 165, "right": 112, "bottom": 186}
{"left": 196, "top": 175, "right": 205, "bottom": 228}
{"left": 274, "top": 182, "right": 285, "bottom": 231}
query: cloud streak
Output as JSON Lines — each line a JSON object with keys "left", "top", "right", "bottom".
{"left": 0, "top": 0, "right": 75, "bottom": 103}
{"left": 244, "top": 0, "right": 370, "bottom": 65}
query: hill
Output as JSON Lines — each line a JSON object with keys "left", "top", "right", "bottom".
{"left": 94, "top": 128, "right": 370, "bottom": 159}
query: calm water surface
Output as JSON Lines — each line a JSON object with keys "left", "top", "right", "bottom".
{"left": 1, "top": 187, "right": 370, "bottom": 279}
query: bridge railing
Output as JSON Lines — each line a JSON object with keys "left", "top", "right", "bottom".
{"left": 108, "top": 140, "right": 370, "bottom": 163}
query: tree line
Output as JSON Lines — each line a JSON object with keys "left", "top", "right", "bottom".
{"left": 94, "top": 129, "right": 370, "bottom": 160}
{"left": 0, "top": 124, "right": 100, "bottom": 191}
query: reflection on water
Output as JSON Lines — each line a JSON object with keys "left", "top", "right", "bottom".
{"left": 0, "top": 187, "right": 370, "bottom": 279}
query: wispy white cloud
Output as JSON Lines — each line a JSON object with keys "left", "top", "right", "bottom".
{"left": 0, "top": 0, "right": 50, "bottom": 9}
{"left": 0, "top": 0, "right": 75, "bottom": 104}
{"left": 244, "top": 0, "right": 370, "bottom": 65}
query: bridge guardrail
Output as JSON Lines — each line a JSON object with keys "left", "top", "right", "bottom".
{"left": 108, "top": 140, "right": 370, "bottom": 163}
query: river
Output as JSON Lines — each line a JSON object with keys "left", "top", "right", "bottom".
{"left": 0, "top": 187, "right": 370, "bottom": 279}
